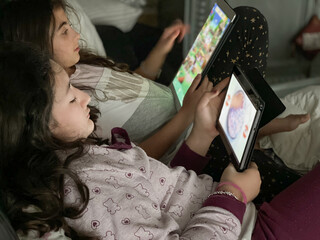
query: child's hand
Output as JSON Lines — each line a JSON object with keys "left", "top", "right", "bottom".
{"left": 135, "top": 20, "right": 189, "bottom": 80}
{"left": 191, "top": 88, "right": 225, "bottom": 141}
{"left": 181, "top": 76, "right": 230, "bottom": 156}
{"left": 185, "top": 77, "right": 229, "bottom": 156}
{"left": 154, "top": 19, "right": 189, "bottom": 55}
{"left": 180, "top": 75, "right": 213, "bottom": 124}
{"left": 190, "top": 77, "right": 230, "bottom": 139}
{"left": 219, "top": 163, "right": 261, "bottom": 203}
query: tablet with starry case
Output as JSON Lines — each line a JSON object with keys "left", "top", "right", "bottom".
{"left": 217, "top": 66, "right": 265, "bottom": 172}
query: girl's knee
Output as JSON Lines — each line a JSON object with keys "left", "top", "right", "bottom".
{"left": 234, "top": 6, "right": 268, "bottom": 29}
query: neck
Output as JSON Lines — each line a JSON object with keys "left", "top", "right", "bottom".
{"left": 65, "top": 66, "right": 76, "bottom": 76}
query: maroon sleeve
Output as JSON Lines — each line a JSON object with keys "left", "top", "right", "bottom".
{"left": 252, "top": 163, "right": 320, "bottom": 239}
{"left": 203, "top": 194, "right": 246, "bottom": 223}
{"left": 170, "top": 142, "right": 210, "bottom": 174}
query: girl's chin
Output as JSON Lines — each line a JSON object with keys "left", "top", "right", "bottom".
{"left": 87, "top": 120, "right": 95, "bottom": 135}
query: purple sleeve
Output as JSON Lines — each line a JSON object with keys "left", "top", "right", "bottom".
{"left": 252, "top": 163, "right": 320, "bottom": 239}
{"left": 170, "top": 141, "right": 210, "bottom": 174}
{"left": 203, "top": 194, "right": 246, "bottom": 223}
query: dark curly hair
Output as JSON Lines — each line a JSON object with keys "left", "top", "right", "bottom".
{"left": 0, "top": 42, "right": 101, "bottom": 239}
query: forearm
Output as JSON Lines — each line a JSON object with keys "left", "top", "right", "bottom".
{"left": 138, "top": 108, "right": 192, "bottom": 159}
{"left": 183, "top": 196, "right": 244, "bottom": 239}
{"left": 185, "top": 127, "right": 218, "bottom": 156}
{"left": 134, "top": 46, "right": 167, "bottom": 80}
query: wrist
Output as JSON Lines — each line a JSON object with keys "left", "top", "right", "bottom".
{"left": 178, "top": 106, "right": 194, "bottom": 125}
{"left": 209, "top": 190, "right": 239, "bottom": 201}
{"left": 189, "top": 124, "right": 218, "bottom": 144}
{"left": 217, "top": 182, "right": 247, "bottom": 204}
{"left": 139, "top": 61, "right": 162, "bottom": 79}
{"left": 217, "top": 185, "right": 243, "bottom": 202}
{"left": 185, "top": 129, "right": 213, "bottom": 157}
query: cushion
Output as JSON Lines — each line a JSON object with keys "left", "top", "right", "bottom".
{"left": 66, "top": 0, "right": 106, "bottom": 57}
{"left": 294, "top": 15, "right": 320, "bottom": 60}
{"left": 259, "top": 85, "right": 320, "bottom": 173}
{"left": 76, "top": 0, "right": 145, "bottom": 33}
{"left": 18, "top": 229, "right": 71, "bottom": 240}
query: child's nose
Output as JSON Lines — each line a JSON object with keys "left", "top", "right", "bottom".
{"left": 72, "top": 27, "right": 80, "bottom": 41}
{"left": 82, "top": 91, "right": 91, "bottom": 108}
{"left": 75, "top": 31, "right": 80, "bottom": 41}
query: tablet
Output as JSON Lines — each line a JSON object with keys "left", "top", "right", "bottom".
{"left": 170, "top": 0, "right": 237, "bottom": 109}
{"left": 217, "top": 66, "right": 265, "bottom": 172}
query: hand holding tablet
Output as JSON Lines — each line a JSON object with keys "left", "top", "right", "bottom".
{"left": 169, "top": 0, "right": 285, "bottom": 172}
{"left": 170, "top": 0, "right": 238, "bottom": 109}
{"left": 218, "top": 66, "right": 265, "bottom": 171}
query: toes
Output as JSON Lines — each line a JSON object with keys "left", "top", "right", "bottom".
{"left": 301, "top": 113, "right": 310, "bottom": 123}
{"left": 287, "top": 114, "right": 310, "bottom": 131}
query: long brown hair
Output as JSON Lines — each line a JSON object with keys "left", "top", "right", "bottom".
{"left": 0, "top": 0, "right": 132, "bottom": 73}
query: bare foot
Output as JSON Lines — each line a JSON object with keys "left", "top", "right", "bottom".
{"left": 282, "top": 114, "right": 310, "bottom": 132}
{"left": 255, "top": 113, "right": 311, "bottom": 148}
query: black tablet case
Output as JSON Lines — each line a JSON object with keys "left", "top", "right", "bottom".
{"left": 246, "top": 68, "right": 286, "bottom": 128}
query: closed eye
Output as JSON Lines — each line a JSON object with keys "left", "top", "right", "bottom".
{"left": 63, "top": 22, "right": 74, "bottom": 35}
{"left": 70, "top": 97, "right": 77, "bottom": 103}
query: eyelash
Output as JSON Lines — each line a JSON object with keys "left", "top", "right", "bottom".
{"left": 70, "top": 97, "right": 77, "bottom": 103}
{"left": 62, "top": 21, "right": 73, "bottom": 35}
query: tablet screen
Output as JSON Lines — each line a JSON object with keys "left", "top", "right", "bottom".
{"left": 218, "top": 73, "right": 258, "bottom": 164}
{"left": 172, "top": 3, "right": 232, "bottom": 105}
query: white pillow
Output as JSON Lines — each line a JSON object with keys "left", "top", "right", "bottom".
{"left": 76, "top": 0, "right": 145, "bottom": 33}
{"left": 119, "top": 0, "right": 146, "bottom": 8}
{"left": 66, "top": 0, "right": 106, "bottom": 57}
{"left": 18, "top": 228, "right": 71, "bottom": 240}
{"left": 259, "top": 85, "right": 320, "bottom": 173}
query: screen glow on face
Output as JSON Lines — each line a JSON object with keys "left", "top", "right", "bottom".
{"left": 219, "top": 74, "right": 257, "bottom": 163}
{"left": 172, "top": 3, "right": 230, "bottom": 105}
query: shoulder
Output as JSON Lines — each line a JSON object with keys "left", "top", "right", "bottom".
{"left": 74, "top": 64, "right": 106, "bottom": 76}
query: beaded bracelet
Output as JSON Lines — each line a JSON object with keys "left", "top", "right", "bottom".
{"left": 209, "top": 190, "right": 239, "bottom": 200}
{"left": 217, "top": 181, "right": 247, "bottom": 204}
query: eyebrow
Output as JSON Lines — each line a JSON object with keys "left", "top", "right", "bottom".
{"left": 57, "top": 21, "right": 68, "bottom": 31}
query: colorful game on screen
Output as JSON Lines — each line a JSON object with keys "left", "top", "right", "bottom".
{"left": 172, "top": 3, "right": 230, "bottom": 105}
{"left": 218, "top": 74, "right": 257, "bottom": 164}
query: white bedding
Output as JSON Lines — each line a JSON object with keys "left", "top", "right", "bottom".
{"left": 67, "top": 0, "right": 106, "bottom": 57}
{"left": 259, "top": 85, "right": 320, "bottom": 173}
{"left": 76, "top": 0, "right": 146, "bottom": 33}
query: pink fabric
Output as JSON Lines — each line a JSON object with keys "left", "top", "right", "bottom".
{"left": 203, "top": 194, "right": 246, "bottom": 223}
{"left": 63, "top": 128, "right": 320, "bottom": 239}
{"left": 63, "top": 129, "right": 245, "bottom": 239}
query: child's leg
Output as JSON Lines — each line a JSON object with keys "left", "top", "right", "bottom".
{"left": 253, "top": 162, "right": 320, "bottom": 239}
{"left": 208, "top": 6, "right": 268, "bottom": 83}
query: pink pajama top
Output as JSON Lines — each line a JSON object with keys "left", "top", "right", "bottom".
{"left": 63, "top": 128, "right": 246, "bottom": 239}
